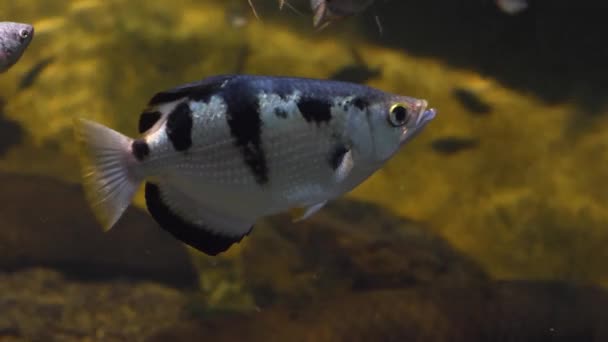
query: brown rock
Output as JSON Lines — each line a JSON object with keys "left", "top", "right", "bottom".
{"left": 0, "top": 172, "right": 197, "bottom": 288}
{"left": 0, "top": 268, "right": 188, "bottom": 341}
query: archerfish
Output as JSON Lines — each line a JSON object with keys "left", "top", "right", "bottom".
{"left": 74, "top": 75, "right": 436, "bottom": 256}
{"left": 0, "top": 22, "right": 34, "bottom": 73}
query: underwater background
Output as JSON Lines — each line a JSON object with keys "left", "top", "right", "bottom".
{"left": 1, "top": 0, "right": 608, "bottom": 340}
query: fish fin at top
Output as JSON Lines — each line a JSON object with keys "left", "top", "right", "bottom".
{"left": 147, "top": 75, "right": 236, "bottom": 106}
{"left": 291, "top": 201, "right": 327, "bottom": 222}
{"left": 145, "top": 182, "right": 254, "bottom": 256}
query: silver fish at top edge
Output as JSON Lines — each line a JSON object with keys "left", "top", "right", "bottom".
{"left": 0, "top": 22, "right": 34, "bottom": 73}
{"left": 74, "top": 74, "right": 437, "bottom": 256}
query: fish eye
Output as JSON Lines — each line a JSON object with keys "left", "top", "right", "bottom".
{"left": 19, "top": 29, "right": 30, "bottom": 40}
{"left": 388, "top": 103, "right": 409, "bottom": 127}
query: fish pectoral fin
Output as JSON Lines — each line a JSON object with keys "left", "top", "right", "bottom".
{"left": 145, "top": 182, "right": 254, "bottom": 256}
{"left": 333, "top": 148, "right": 354, "bottom": 184}
{"left": 291, "top": 201, "right": 327, "bottom": 222}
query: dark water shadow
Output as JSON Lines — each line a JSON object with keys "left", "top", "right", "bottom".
{"left": 0, "top": 172, "right": 198, "bottom": 288}
{"left": 359, "top": 0, "right": 608, "bottom": 113}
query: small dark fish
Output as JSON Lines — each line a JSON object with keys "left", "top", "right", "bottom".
{"left": 330, "top": 47, "right": 382, "bottom": 84}
{"left": 18, "top": 56, "right": 54, "bottom": 90}
{"left": 311, "top": 0, "right": 375, "bottom": 30}
{"left": 0, "top": 22, "right": 34, "bottom": 73}
{"left": 430, "top": 137, "right": 479, "bottom": 155}
{"left": 330, "top": 64, "right": 381, "bottom": 84}
{"left": 0, "top": 97, "right": 24, "bottom": 156}
{"left": 452, "top": 88, "right": 492, "bottom": 115}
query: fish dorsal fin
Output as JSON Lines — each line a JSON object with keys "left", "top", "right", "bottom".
{"left": 147, "top": 75, "right": 236, "bottom": 106}
{"left": 138, "top": 110, "right": 162, "bottom": 134}
{"left": 145, "top": 182, "right": 254, "bottom": 256}
{"left": 291, "top": 201, "right": 327, "bottom": 222}
{"left": 138, "top": 75, "right": 237, "bottom": 134}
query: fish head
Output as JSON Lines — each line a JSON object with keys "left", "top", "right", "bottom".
{"left": 0, "top": 22, "right": 34, "bottom": 69}
{"left": 366, "top": 95, "right": 436, "bottom": 162}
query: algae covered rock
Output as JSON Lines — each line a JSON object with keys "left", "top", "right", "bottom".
{"left": 4, "top": 267, "right": 606, "bottom": 342}
{"left": 147, "top": 280, "right": 608, "bottom": 342}
{"left": 0, "top": 268, "right": 188, "bottom": 341}
{"left": 241, "top": 199, "right": 487, "bottom": 307}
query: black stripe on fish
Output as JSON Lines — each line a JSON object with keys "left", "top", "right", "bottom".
{"left": 297, "top": 97, "right": 332, "bottom": 124}
{"left": 223, "top": 85, "right": 269, "bottom": 185}
{"left": 131, "top": 139, "right": 150, "bottom": 161}
{"left": 328, "top": 144, "right": 349, "bottom": 170}
{"left": 145, "top": 183, "right": 252, "bottom": 256}
{"left": 138, "top": 111, "right": 162, "bottom": 133}
{"left": 352, "top": 97, "right": 369, "bottom": 111}
{"left": 166, "top": 102, "right": 193, "bottom": 151}
{"left": 147, "top": 75, "right": 235, "bottom": 106}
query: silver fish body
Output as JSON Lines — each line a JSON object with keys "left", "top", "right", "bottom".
{"left": 0, "top": 22, "right": 34, "bottom": 73}
{"left": 75, "top": 75, "right": 436, "bottom": 255}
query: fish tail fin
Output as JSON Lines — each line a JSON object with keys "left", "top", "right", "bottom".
{"left": 74, "top": 118, "right": 142, "bottom": 231}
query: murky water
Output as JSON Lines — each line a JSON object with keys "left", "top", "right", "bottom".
{"left": 1, "top": 0, "right": 607, "bottom": 341}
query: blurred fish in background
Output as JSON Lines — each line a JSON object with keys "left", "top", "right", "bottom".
{"left": 495, "top": 0, "right": 528, "bottom": 15}
{"left": 329, "top": 47, "right": 382, "bottom": 84}
{"left": 0, "top": 22, "right": 34, "bottom": 73}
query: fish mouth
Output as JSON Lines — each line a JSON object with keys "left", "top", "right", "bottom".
{"left": 398, "top": 101, "right": 437, "bottom": 145}
{"left": 418, "top": 108, "right": 437, "bottom": 126}
{"left": 415, "top": 100, "right": 437, "bottom": 127}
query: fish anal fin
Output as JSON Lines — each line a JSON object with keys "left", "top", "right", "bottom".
{"left": 145, "top": 182, "right": 254, "bottom": 256}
